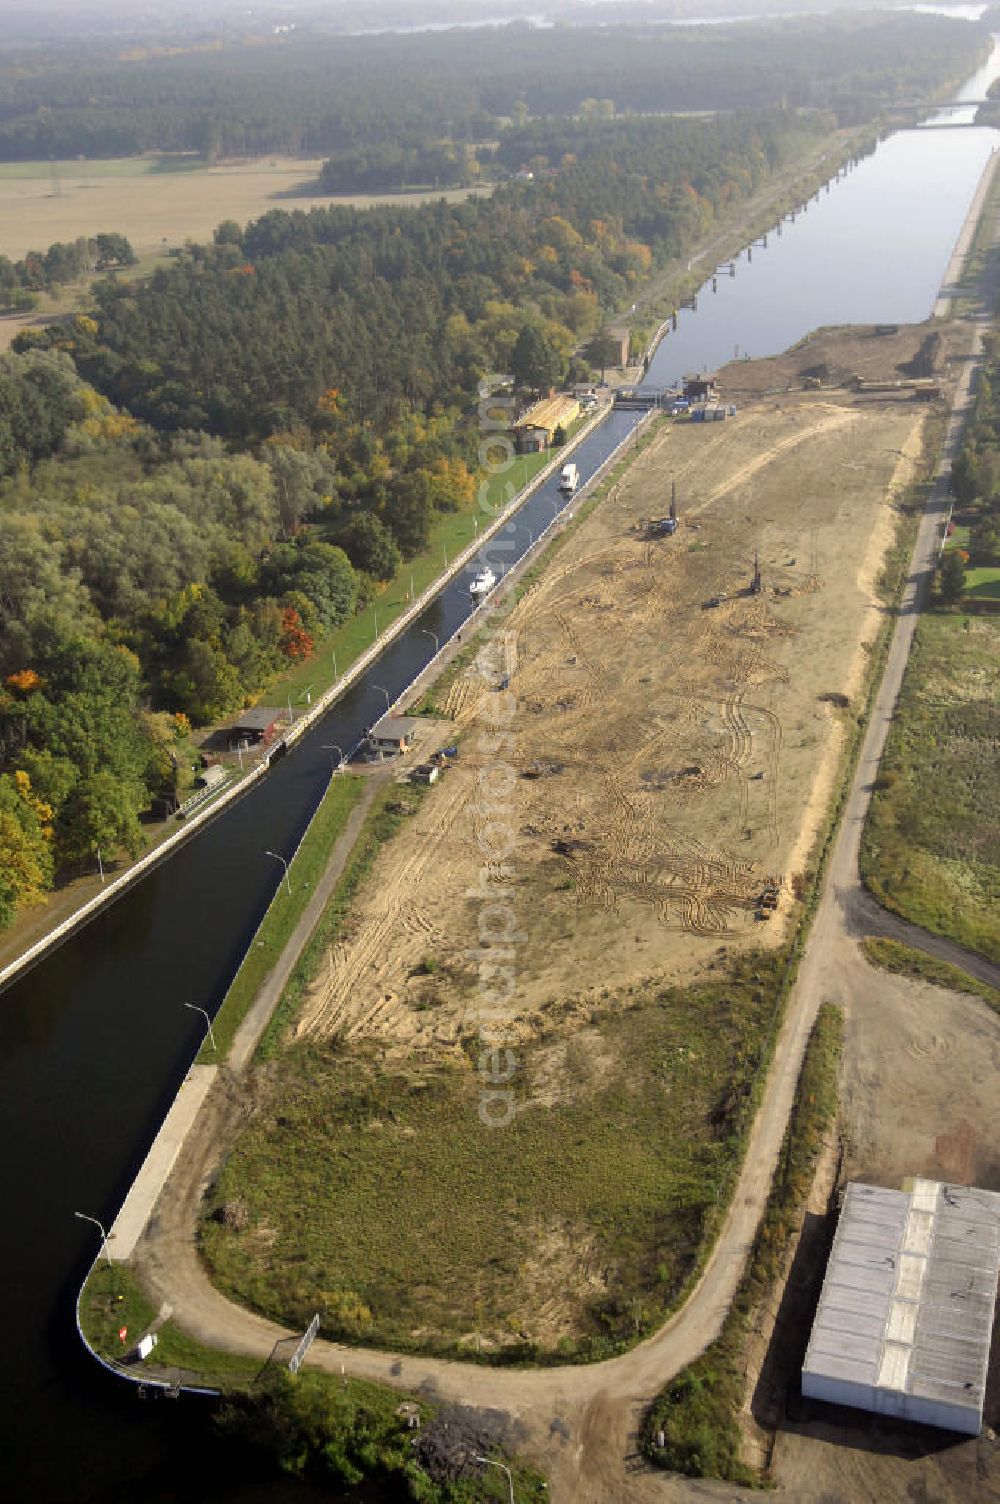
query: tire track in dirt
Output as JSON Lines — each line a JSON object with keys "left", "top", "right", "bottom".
{"left": 296, "top": 779, "right": 470, "bottom": 1041}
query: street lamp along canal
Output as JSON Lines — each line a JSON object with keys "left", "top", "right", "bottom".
{"left": 74, "top": 1211, "right": 112, "bottom": 1266}
{"left": 472, "top": 1456, "right": 514, "bottom": 1503}
{"left": 183, "top": 1002, "right": 217, "bottom": 1053}
{"left": 264, "top": 848, "right": 292, "bottom": 896}
{"left": 322, "top": 743, "right": 344, "bottom": 774}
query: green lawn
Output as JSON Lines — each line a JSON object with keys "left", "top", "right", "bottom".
{"left": 202, "top": 774, "right": 365, "bottom": 1062}
{"left": 862, "top": 613, "right": 1000, "bottom": 961}
{"left": 964, "top": 565, "right": 1000, "bottom": 599}
{"left": 201, "top": 953, "right": 783, "bottom": 1362}
{"left": 79, "top": 1260, "right": 262, "bottom": 1384}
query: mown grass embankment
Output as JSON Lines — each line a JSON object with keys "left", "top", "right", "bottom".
{"left": 642, "top": 1002, "right": 843, "bottom": 1485}
{"left": 253, "top": 781, "right": 425, "bottom": 1061}
{"left": 861, "top": 612, "right": 1000, "bottom": 964}
{"left": 200, "top": 773, "right": 365, "bottom": 1062}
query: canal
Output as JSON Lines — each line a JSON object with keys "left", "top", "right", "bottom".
{"left": 2, "top": 39, "right": 999, "bottom": 1504}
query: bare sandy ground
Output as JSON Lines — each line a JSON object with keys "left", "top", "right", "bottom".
{"left": 295, "top": 387, "right": 926, "bottom": 1050}
{"left": 0, "top": 156, "right": 484, "bottom": 260}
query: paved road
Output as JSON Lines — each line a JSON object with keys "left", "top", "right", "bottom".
{"left": 134, "top": 196, "right": 1000, "bottom": 1504}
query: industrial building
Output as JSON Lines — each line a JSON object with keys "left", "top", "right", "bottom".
{"left": 513, "top": 394, "right": 580, "bottom": 452}
{"left": 802, "top": 1178, "right": 1000, "bottom": 1435}
{"left": 367, "top": 714, "right": 423, "bottom": 759}
{"left": 226, "top": 706, "right": 284, "bottom": 749}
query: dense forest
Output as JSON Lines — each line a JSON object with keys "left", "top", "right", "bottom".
{"left": 0, "top": 12, "right": 986, "bottom": 930}
{"left": 69, "top": 111, "right": 818, "bottom": 438}
{"left": 0, "top": 13, "right": 984, "bottom": 160}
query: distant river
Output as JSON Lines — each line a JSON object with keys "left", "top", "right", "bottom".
{"left": 2, "top": 37, "right": 999, "bottom": 1504}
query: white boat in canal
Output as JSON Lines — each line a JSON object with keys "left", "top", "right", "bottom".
{"left": 469, "top": 566, "right": 496, "bottom": 597}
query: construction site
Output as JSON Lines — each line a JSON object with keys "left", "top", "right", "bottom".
{"left": 295, "top": 336, "right": 933, "bottom": 1050}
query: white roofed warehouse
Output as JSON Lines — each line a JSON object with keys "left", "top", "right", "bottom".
{"left": 802, "top": 1178, "right": 1000, "bottom": 1435}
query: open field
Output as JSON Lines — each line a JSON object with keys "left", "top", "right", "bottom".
{"left": 965, "top": 564, "right": 1000, "bottom": 597}
{"left": 862, "top": 611, "right": 1000, "bottom": 962}
{"left": 0, "top": 154, "right": 485, "bottom": 261}
{"left": 295, "top": 375, "right": 929, "bottom": 1049}
{"left": 203, "top": 961, "right": 777, "bottom": 1358}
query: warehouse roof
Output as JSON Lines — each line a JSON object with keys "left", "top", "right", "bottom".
{"left": 230, "top": 706, "right": 283, "bottom": 731}
{"left": 514, "top": 394, "right": 580, "bottom": 434}
{"left": 370, "top": 715, "right": 423, "bottom": 741}
{"left": 803, "top": 1179, "right": 1000, "bottom": 1433}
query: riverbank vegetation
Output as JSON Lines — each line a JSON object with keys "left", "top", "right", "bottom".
{"left": 79, "top": 1260, "right": 544, "bottom": 1501}
{"left": 642, "top": 1003, "right": 842, "bottom": 1484}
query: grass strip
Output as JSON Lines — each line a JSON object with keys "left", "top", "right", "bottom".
{"left": 861, "top": 936, "right": 1000, "bottom": 1012}
{"left": 79, "top": 1260, "right": 262, "bottom": 1384}
{"left": 254, "top": 780, "right": 426, "bottom": 1061}
{"left": 202, "top": 774, "right": 364, "bottom": 1062}
{"left": 861, "top": 612, "right": 1000, "bottom": 963}
{"left": 642, "top": 1002, "right": 843, "bottom": 1485}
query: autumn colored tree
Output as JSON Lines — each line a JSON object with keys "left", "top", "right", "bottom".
{"left": 279, "top": 607, "right": 314, "bottom": 661}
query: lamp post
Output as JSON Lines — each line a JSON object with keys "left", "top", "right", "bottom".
{"left": 472, "top": 1456, "right": 514, "bottom": 1504}
{"left": 300, "top": 683, "right": 315, "bottom": 707}
{"left": 373, "top": 607, "right": 378, "bottom": 640}
{"left": 421, "top": 629, "right": 439, "bottom": 655}
{"left": 323, "top": 743, "right": 344, "bottom": 774}
{"left": 265, "top": 848, "right": 292, "bottom": 896}
{"left": 183, "top": 1002, "right": 217, "bottom": 1053}
{"left": 74, "top": 1211, "right": 112, "bottom": 1266}
{"left": 331, "top": 648, "right": 338, "bottom": 680}
{"left": 95, "top": 845, "right": 104, "bottom": 885}
{"left": 372, "top": 684, "right": 391, "bottom": 717}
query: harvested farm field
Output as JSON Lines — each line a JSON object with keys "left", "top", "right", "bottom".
{"left": 294, "top": 384, "right": 928, "bottom": 1049}
{"left": 0, "top": 154, "right": 485, "bottom": 261}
